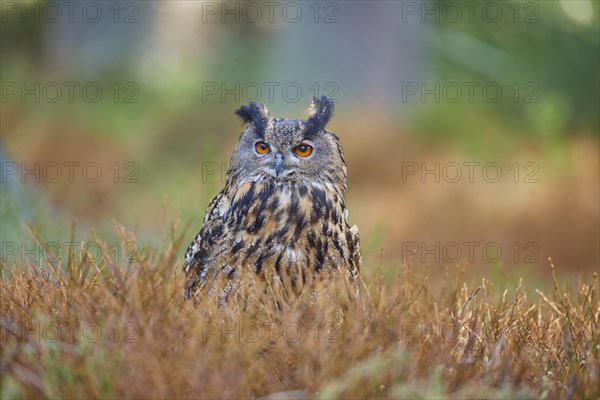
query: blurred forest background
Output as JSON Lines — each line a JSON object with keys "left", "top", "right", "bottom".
{"left": 1, "top": 0, "right": 598, "bottom": 287}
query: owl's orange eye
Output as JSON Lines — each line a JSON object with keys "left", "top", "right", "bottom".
{"left": 293, "top": 144, "right": 313, "bottom": 157}
{"left": 255, "top": 141, "right": 270, "bottom": 155}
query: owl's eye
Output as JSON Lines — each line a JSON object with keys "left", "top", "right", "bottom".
{"left": 255, "top": 141, "right": 271, "bottom": 155}
{"left": 293, "top": 144, "right": 313, "bottom": 157}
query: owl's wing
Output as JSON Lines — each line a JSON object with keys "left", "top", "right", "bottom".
{"left": 345, "top": 206, "right": 361, "bottom": 278}
{"left": 349, "top": 224, "right": 361, "bottom": 275}
{"left": 183, "top": 188, "right": 230, "bottom": 299}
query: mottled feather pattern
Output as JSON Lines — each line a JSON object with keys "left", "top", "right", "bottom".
{"left": 184, "top": 97, "right": 360, "bottom": 302}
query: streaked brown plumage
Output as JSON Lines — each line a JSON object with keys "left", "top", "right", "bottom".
{"left": 183, "top": 96, "right": 360, "bottom": 302}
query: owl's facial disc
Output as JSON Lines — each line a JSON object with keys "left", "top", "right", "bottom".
{"left": 231, "top": 97, "right": 345, "bottom": 189}
{"left": 254, "top": 140, "right": 313, "bottom": 179}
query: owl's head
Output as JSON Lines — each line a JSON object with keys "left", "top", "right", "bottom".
{"left": 228, "top": 96, "right": 347, "bottom": 189}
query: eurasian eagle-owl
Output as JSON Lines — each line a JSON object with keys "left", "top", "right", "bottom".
{"left": 183, "top": 96, "right": 360, "bottom": 302}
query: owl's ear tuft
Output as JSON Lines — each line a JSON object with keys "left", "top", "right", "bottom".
{"left": 304, "top": 96, "right": 335, "bottom": 138}
{"left": 235, "top": 102, "right": 270, "bottom": 137}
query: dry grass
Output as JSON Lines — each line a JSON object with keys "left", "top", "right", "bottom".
{"left": 0, "top": 222, "right": 598, "bottom": 399}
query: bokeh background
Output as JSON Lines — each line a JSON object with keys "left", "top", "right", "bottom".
{"left": 1, "top": 0, "right": 598, "bottom": 286}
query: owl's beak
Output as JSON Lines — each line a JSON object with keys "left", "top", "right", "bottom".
{"left": 274, "top": 153, "right": 284, "bottom": 177}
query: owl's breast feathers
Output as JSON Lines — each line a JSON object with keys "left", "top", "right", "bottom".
{"left": 183, "top": 179, "right": 360, "bottom": 300}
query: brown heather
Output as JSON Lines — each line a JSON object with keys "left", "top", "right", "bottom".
{"left": 0, "top": 221, "right": 598, "bottom": 399}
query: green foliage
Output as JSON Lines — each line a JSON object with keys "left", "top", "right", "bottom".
{"left": 409, "top": 0, "right": 599, "bottom": 155}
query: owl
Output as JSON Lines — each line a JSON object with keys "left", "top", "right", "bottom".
{"left": 183, "top": 96, "right": 361, "bottom": 302}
